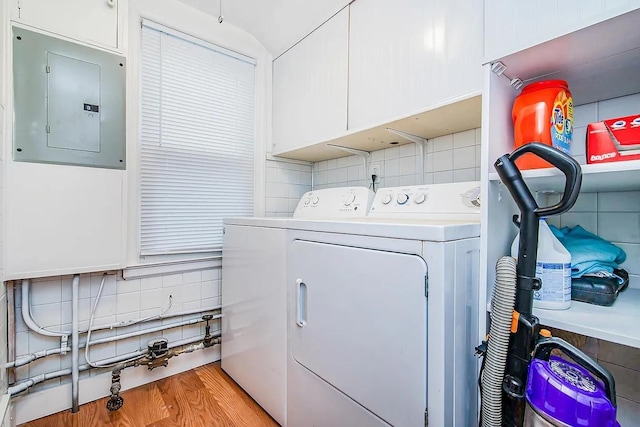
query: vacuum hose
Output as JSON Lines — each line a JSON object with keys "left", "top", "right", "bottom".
{"left": 482, "top": 256, "right": 518, "bottom": 426}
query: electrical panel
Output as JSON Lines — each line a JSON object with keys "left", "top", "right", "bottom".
{"left": 13, "top": 27, "right": 126, "bottom": 169}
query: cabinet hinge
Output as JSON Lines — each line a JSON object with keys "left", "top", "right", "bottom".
{"left": 46, "top": 125, "right": 51, "bottom": 133}
{"left": 17, "top": 0, "right": 21, "bottom": 19}
{"left": 424, "top": 409, "right": 428, "bottom": 426}
{"left": 424, "top": 273, "right": 429, "bottom": 297}
{"left": 45, "top": 65, "right": 51, "bottom": 73}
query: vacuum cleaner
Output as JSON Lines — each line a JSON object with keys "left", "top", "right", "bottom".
{"left": 478, "top": 142, "right": 619, "bottom": 426}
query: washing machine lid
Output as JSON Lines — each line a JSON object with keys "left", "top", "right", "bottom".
{"left": 224, "top": 217, "right": 292, "bottom": 228}
{"left": 286, "top": 217, "right": 479, "bottom": 241}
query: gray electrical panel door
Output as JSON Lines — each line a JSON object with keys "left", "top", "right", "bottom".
{"left": 47, "top": 53, "right": 101, "bottom": 153}
{"left": 13, "top": 27, "right": 126, "bottom": 169}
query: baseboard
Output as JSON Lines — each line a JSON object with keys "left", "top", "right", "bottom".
{"left": 13, "top": 346, "right": 221, "bottom": 425}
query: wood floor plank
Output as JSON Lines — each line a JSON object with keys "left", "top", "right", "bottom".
{"left": 116, "top": 382, "right": 170, "bottom": 426}
{"left": 19, "top": 362, "right": 278, "bottom": 427}
{"left": 195, "top": 364, "right": 279, "bottom": 427}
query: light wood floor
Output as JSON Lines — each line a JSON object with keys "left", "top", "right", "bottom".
{"left": 19, "top": 362, "right": 279, "bottom": 427}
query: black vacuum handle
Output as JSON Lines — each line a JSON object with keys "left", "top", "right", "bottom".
{"left": 534, "top": 336, "right": 617, "bottom": 407}
{"left": 507, "top": 142, "right": 582, "bottom": 217}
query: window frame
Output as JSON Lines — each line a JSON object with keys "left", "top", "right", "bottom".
{"left": 126, "top": 2, "right": 269, "bottom": 268}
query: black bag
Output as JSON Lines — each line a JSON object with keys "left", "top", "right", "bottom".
{"left": 571, "top": 268, "right": 629, "bottom": 306}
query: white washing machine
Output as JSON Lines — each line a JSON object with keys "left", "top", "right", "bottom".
{"left": 286, "top": 182, "right": 481, "bottom": 427}
{"left": 221, "top": 187, "right": 375, "bottom": 426}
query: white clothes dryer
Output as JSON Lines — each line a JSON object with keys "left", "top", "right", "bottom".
{"left": 221, "top": 187, "right": 375, "bottom": 426}
{"left": 285, "top": 182, "right": 481, "bottom": 427}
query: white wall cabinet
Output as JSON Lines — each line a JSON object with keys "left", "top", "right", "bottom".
{"left": 11, "top": 0, "right": 120, "bottom": 50}
{"left": 348, "top": 0, "right": 483, "bottom": 131}
{"left": 480, "top": 10, "right": 640, "bottom": 421}
{"left": 272, "top": 7, "right": 349, "bottom": 155}
{"left": 484, "top": 0, "right": 639, "bottom": 61}
{"left": 272, "top": 1, "right": 483, "bottom": 160}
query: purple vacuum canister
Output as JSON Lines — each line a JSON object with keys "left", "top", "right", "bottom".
{"left": 526, "top": 356, "right": 619, "bottom": 426}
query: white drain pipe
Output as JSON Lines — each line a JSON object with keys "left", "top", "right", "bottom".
{"left": 87, "top": 315, "right": 220, "bottom": 346}
{"left": 8, "top": 334, "right": 219, "bottom": 396}
{"left": 20, "top": 279, "right": 221, "bottom": 336}
{"left": 71, "top": 274, "right": 80, "bottom": 413}
{"left": 21, "top": 280, "right": 70, "bottom": 337}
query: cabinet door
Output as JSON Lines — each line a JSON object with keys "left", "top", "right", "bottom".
{"left": 13, "top": 0, "right": 119, "bottom": 49}
{"left": 484, "top": 1, "right": 640, "bottom": 61}
{"left": 348, "top": 0, "right": 483, "bottom": 131}
{"left": 272, "top": 7, "right": 348, "bottom": 154}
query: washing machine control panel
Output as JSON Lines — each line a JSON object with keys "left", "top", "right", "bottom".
{"left": 294, "top": 187, "right": 375, "bottom": 218}
{"left": 369, "top": 181, "right": 481, "bottom": 217}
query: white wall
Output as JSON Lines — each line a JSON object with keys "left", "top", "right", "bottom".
{"left": 0, "top": 0, "right": 9, "bottom": 424}
{"left": 2, "top": 0, "right": 272, "bottom": 423}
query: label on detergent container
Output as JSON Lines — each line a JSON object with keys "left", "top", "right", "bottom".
{"left": 534, "top": 262, "right": 572, "bottom": 302}
{"left": 551, "top": 91, "right": 573, "bottom": 154}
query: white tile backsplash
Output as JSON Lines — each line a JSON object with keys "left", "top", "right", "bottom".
{"left": 569, "top": 192, "right": 598, "bottom": 212}
{"left": 598, "top": 212, "right": 640, "bottom": 243}
{"left": 453, "top": 168, "right": 477, "bottom": 182}
{"left": 453, "top": 129, "right": 476, "bottom": 148}
{"left": 574, "top": 103, "right": 598, "bottom": 128}
{"left": 553, "top": 189, "right": 640, "bottom": 278}
{"left": 398, "top": 175, "right": 416, "bottom": 186}
{"left": 13, "top": 265, "right": 224, "bottom": 395}
{"left": 453, "top": 146, "right": 476, "bottom": 169}
{"left": 140, "top": 275, "right": 162, "bottom": 291}
{"left": 385, "top": 158, "right": 399, "bottom": 176}
{"left": 162, "top": 273, "right": 183, "bottom": 288}
{"left": 598, "top": 192, "right": 640, "bottom": 212}
{"left": 30, "top": 279, "right": 62, "bottom": 305}
{"left": 399, "top": 156, "right": 416, "bottom": 175}
{"left": 384, "top": 146, "right": 399, "bottom": 160}
{"left": 598, "top": 92, "right": 640, "bottom": 120}
{"left": 433, "top": 150, "right": 454, "bottom": 172}
{"left": 432, "top": 134, "right": 454, "bottom": 152}
{"left": 560, "top": 212, "right": 598, "bottom": 234}
{"left": 434, "top": 170, "right": 454, "bottom": 184}
{"left": 265, "top": 158, "right": 312, "bottom": 217}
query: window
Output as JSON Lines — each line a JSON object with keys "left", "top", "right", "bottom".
{"left": 140, "top": 21, "right": 256, "bottom": 256}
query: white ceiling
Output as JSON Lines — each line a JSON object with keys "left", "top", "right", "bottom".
{"left": 176, "top": 0, "right": 351, "bottom": 56}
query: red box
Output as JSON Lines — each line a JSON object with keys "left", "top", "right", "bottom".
{"left": 587, "top": 114, "right": 640, "bottom": 164}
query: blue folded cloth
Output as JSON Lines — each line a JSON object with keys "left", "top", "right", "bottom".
{"left": 549, "top": 224, "right": 626, "bottom": 280}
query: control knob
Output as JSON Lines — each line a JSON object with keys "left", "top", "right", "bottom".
{"left": 382, "top": 194, "right": 393, "bottom": 205}
{"left": 312, "top": 196, "right": 319, "bottom": 205}
{"left": 415, "top": 193, "right": 427, "bottom": 204}
{"left": 343, "top": 194, "right": 356, "bottom": 206}
{"left": 396, "top": 194, "right": 409, "bottom": 205}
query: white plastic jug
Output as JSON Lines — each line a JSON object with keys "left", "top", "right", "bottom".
{"left": 511, "top": 219, "right": 572, "bottom": 310}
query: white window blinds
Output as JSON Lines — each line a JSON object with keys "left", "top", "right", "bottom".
{"left": 140, "top": 21, "right": 256, "bottom": 256}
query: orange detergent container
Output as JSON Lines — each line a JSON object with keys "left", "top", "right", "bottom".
{"left": 512, "top": 80, "right": 573, "bottom": 169}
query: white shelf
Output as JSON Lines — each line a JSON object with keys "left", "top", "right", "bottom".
{"left": 534, "top": 288, "right": 640, "bottom": 349}
{"left": 272, "top": 94, "right": 481, "bottom": 162}
{"left": 494, "top": 9, "right": 640, "bottom": 106}
{"left": 489, "top": 160, "right": 640, "bottom": 193}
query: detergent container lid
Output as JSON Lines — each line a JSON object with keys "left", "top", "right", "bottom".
{"left": 520, "top": 79, "right": 569, "bottom": 95}
{"left": 526, "top": 356, "right": 619, "bottom": 427}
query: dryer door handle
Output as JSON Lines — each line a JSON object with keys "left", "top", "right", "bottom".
{"left": 296, "top": 279, "right": 307, "bottom": 327}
